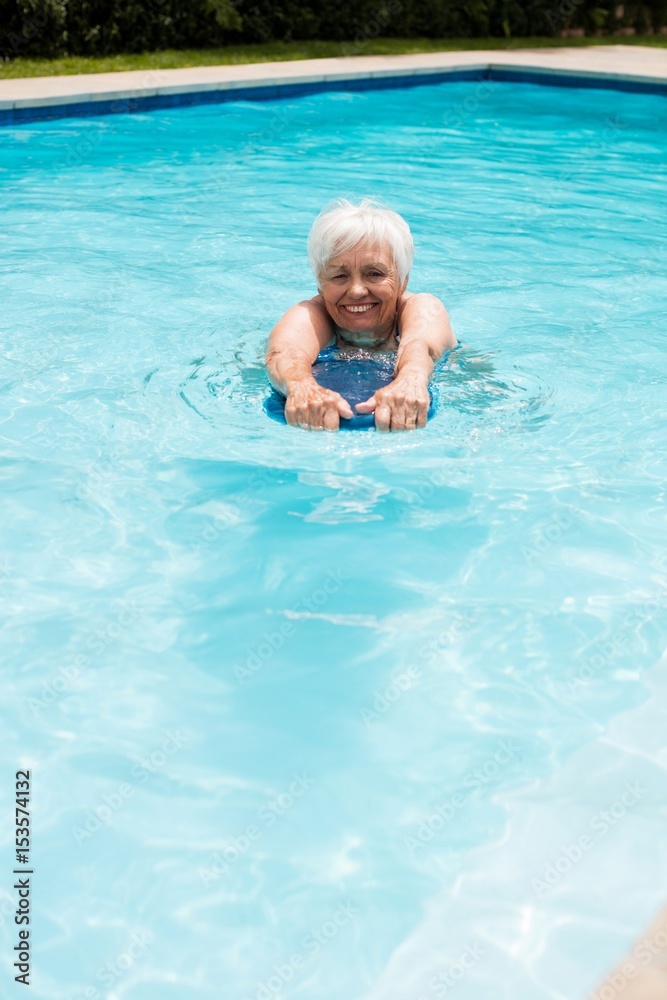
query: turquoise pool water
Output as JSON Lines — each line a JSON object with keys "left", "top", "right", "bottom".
{"left": 1, "top": 78, "right": 667, "bottom": 1000}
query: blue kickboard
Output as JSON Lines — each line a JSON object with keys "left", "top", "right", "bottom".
{"left": 265, "top": 356, "right": 435, "bottom": 430}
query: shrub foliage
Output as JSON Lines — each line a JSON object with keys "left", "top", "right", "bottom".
{"left": 2, "top": 0, "right": 666, "bottom": 60}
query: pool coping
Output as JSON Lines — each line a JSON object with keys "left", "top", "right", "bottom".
{"left": 1, "top": 45, "right": 666, "bottom": 123}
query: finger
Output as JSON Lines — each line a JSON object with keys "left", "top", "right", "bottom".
{"left": 284, "top": 403, "right": 300, "bottom": 427}
{"left": 415, "top": 401, "right": 428, "bottom": 428}
{"left": 296, "top": 405, "right": 313, "bottom": 431}
{"left": 336, "top": 395, "right": 354, "bottom": 419}
{"left": 390, "top": 401, "right": 408, "bottom": 431}
{"left": 323, "top": 407, "right": 340, "bottom": 432}
{"left": 403, "top": 399, "right": 421, "bottom": 430}
{"left": 307, "top": 400, "right": 324, "bottom": 431}
{"left": 354, "top": 394, "right": 376, "bottom": 415}
{"left": 375, "top": 404, "right": 391, "bottom": 432}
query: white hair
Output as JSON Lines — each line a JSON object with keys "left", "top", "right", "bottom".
{"left": 307, "top": 198, "right": 414, "bottom": 286}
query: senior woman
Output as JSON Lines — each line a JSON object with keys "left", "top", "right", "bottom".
{"left": 266, "top": 198, "right": 457, "bottom": 432}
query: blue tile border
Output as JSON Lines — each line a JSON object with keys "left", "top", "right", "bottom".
{"left": 489, "top": 66, "right": 667, "bottom": 96}
{"left": 0, "top": 64, "right": 665, "bottom": 126}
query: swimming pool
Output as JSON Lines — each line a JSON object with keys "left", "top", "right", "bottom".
{"left": 1, "top": 75, "right": 666, "bottom": 1000}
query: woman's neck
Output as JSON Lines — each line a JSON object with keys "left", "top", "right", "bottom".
{"left": 334, "top": 317, "right": 398, "bottom": 352}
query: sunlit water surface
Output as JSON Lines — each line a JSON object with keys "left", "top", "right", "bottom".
{"left": 1, "top": 79, "right": 667, "bottom": 1000}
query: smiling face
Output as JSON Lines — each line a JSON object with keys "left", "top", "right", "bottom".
{"left": 318, "top": 241, "right": 407, "bottom": 347}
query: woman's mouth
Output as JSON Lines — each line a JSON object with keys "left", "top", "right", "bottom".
{"left": 341, "top": 303, "right": 378, "bottom": 314}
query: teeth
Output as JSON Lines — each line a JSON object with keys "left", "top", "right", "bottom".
{"left": 345, "top": 304, "right": 375, "bottom": 312}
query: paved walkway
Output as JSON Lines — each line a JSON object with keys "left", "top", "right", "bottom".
{"left": 592, "top": 905, "right": 667, "bottom": 1000}
{"left": 1, "top": 45, "right": 666, "bottom": 114}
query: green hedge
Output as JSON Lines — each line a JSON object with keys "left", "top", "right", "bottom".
{"left": 2, "top": 0, "right": 666, "bottom": 60}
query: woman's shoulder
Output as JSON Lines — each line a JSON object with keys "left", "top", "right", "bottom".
{"left": 286, "top": 295, "right": 335, "bottom": 331}
{"left": 395, "top": 291, "right": 415, "bottom": 332}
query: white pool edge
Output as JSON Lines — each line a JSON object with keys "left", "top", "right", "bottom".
{"left": 0, "top": 45, "right": 666, "bottom": 116}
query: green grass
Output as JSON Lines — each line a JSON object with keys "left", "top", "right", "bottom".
{"left": 1, "top": 34, "right": 666, "bottom": 79}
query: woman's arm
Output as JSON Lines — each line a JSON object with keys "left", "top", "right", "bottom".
{"left": 395, "top": 292, "right": 457, "bottom": 373}
{"left": 355, "top": 293, "right": 457, "bottom": 431}
{"left": 265, "top": 298, "right": 353, "bottom": 430}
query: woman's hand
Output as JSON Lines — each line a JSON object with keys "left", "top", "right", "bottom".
{"left": 355, "top": 371, "right": 430, "bottom": 431}
{"left": 285, "top": 378, "right": 353, "bottom": 431}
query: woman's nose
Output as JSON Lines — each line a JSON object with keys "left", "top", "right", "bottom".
{"left": 349, "top": 279, "right": 368, "bottom": 297}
